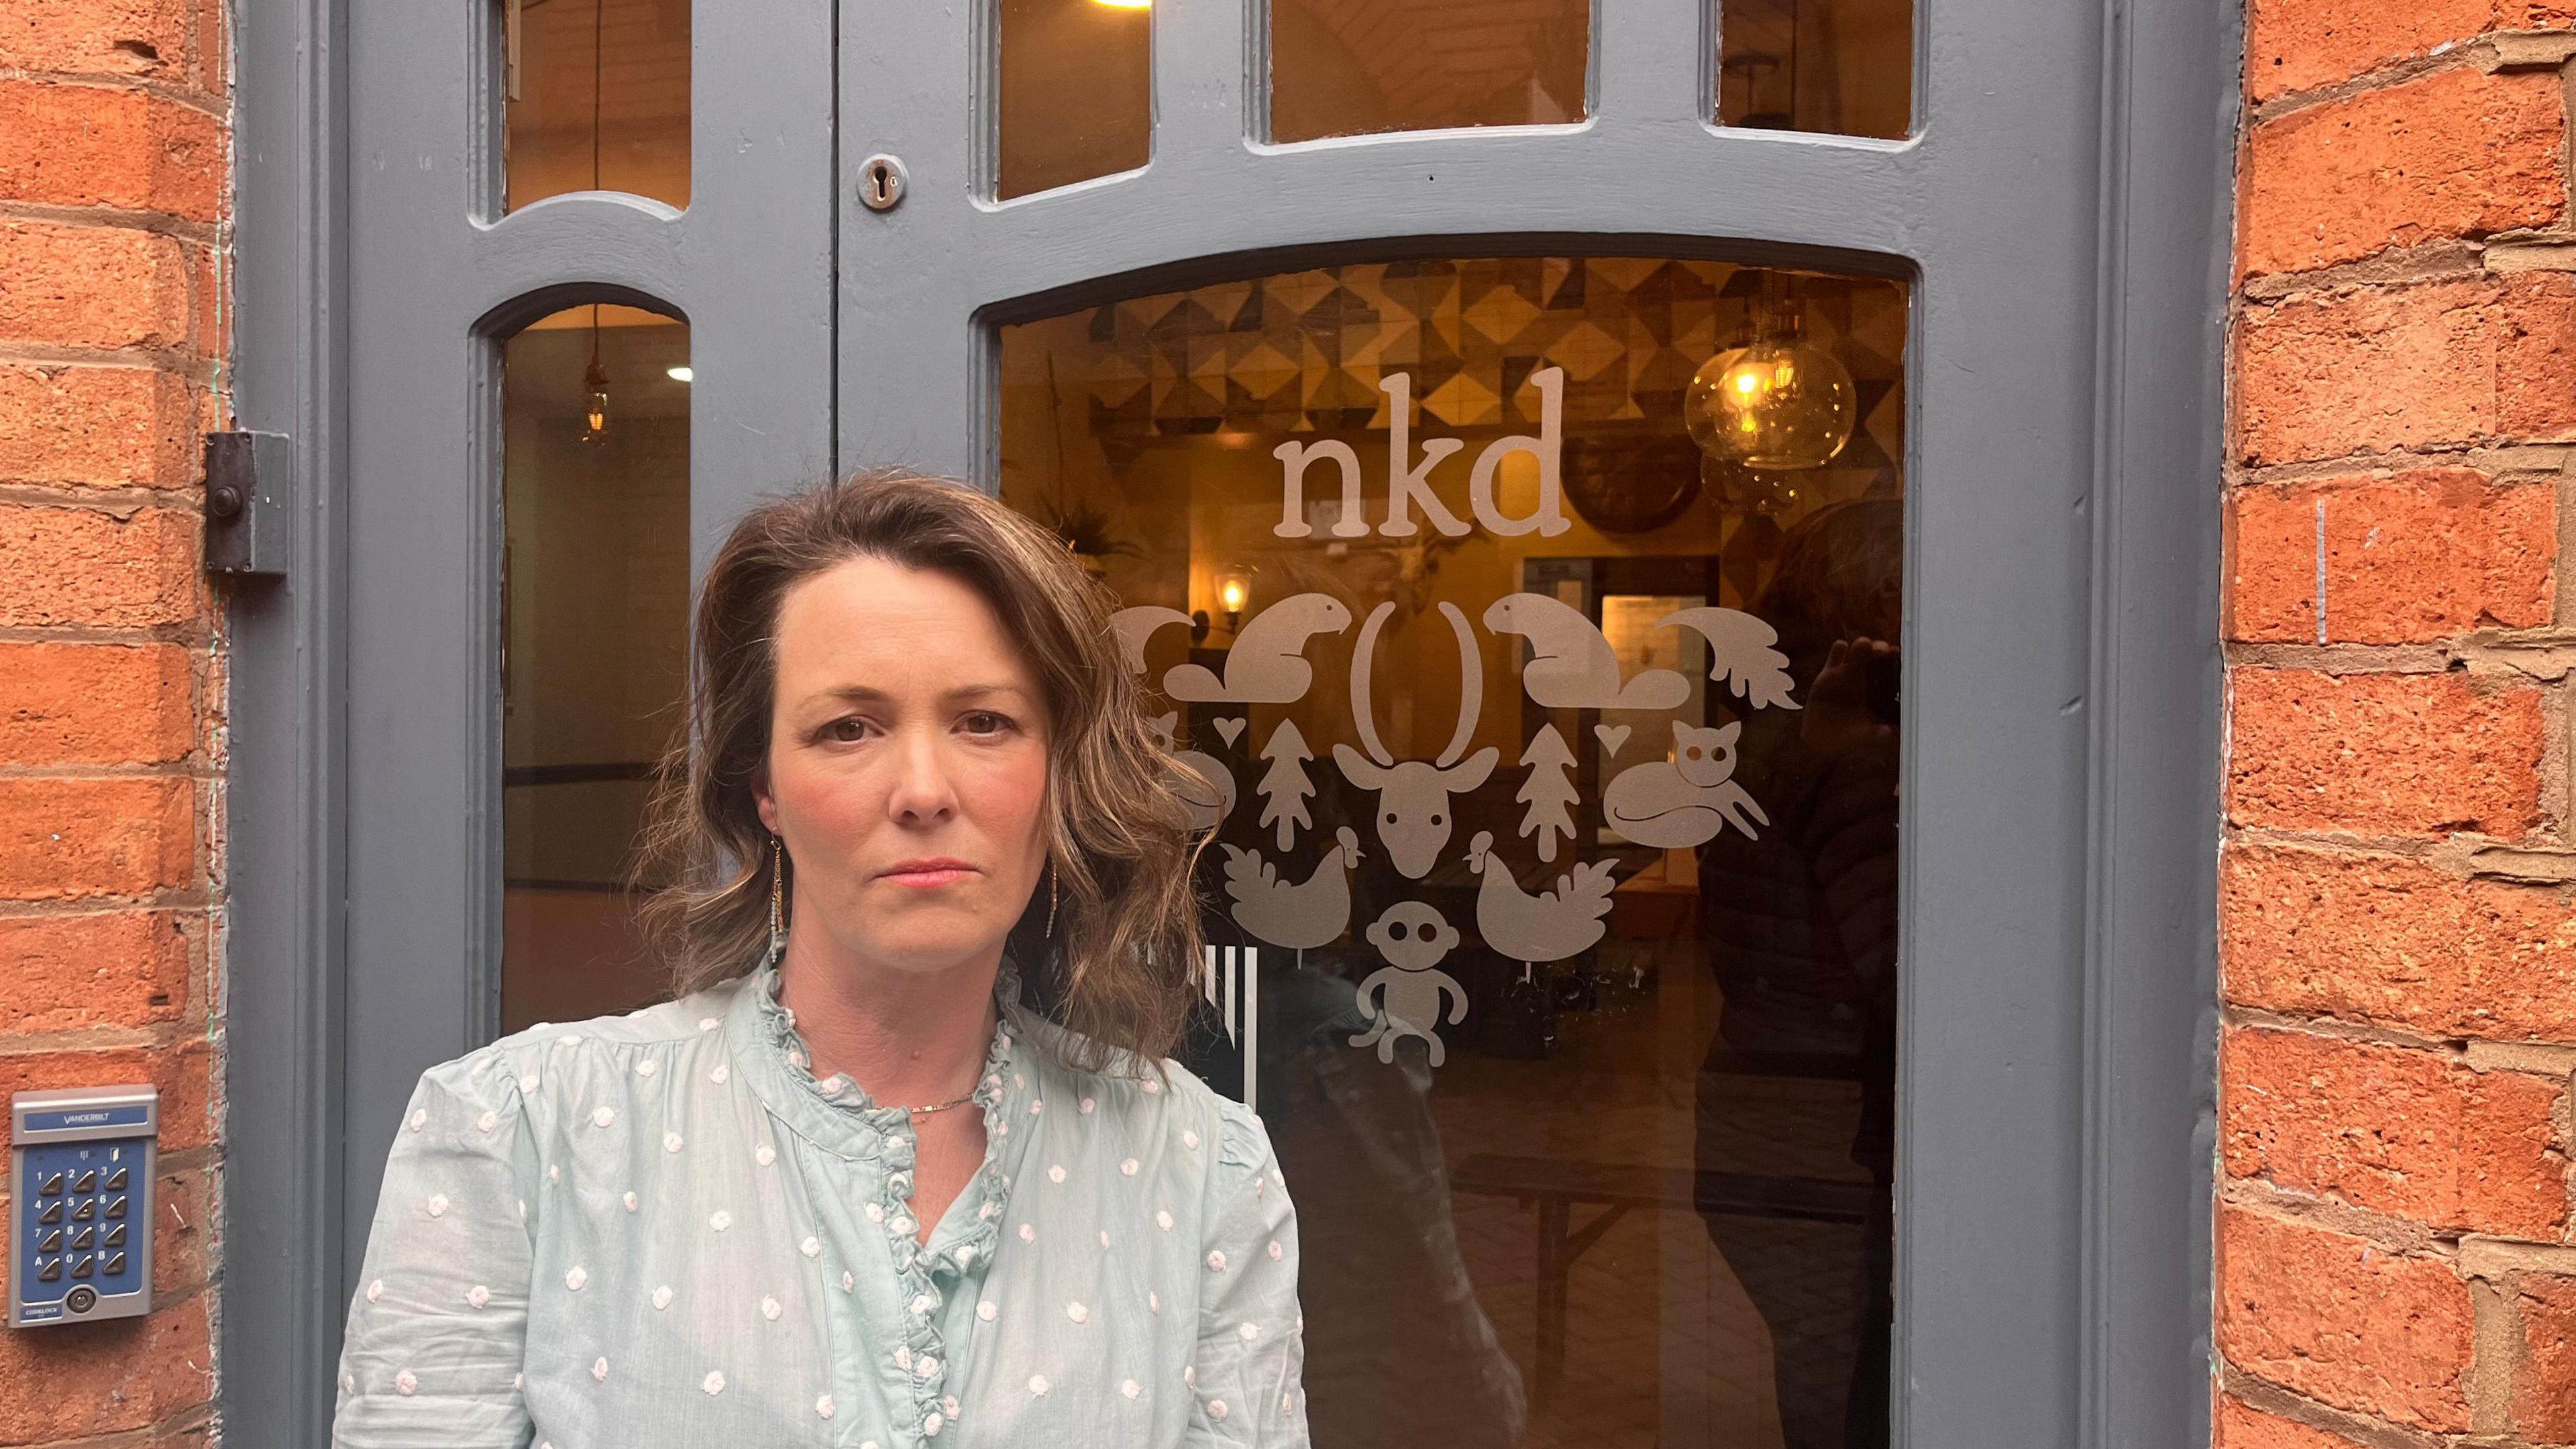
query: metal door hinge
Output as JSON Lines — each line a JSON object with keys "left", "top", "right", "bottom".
{"left": 203, "top": 431, "right": 294, "bottom": 578}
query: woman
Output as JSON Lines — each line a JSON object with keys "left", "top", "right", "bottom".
{"left": 332, "top": 472, "right": 1308, "bottom": 1446}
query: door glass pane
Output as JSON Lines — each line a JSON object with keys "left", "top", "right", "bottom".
{"left": 997, "top": 0, "right": 1152, "bottom": 200}
{"left": 1271, "top": 0, "right": 1590, "bottom": 143}
{"left": 1717, "top": 0, "right": 1911, "bottom": 139}
{"left": 499, "top": 303, "right": 692, "bottom": 1033}
{"left": 504, "top": 0, "right": 692, "bottom": 211}
{"left": 998, "top": 256, "right": 1906, "bottom": 1447}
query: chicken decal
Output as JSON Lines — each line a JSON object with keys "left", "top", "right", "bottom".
{"left": 1464, "top": 830, "right": 1617, "bottom": 976}
{"left": 1220, "top": 826, "right": 1364, "bottom": 960}
{"left": 1350, "top": 902, "right": 1470, "bottom": 1066}
{"left": 1601, "top": 719, "right": 1770, "bottom": 849}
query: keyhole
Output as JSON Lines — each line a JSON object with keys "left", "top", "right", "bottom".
{"left": 858, "top": 153, "right": 906, "bottom": 212}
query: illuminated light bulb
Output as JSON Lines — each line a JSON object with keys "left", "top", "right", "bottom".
{"left": 1685, "top": 302, "right": 1857, "bottom": 472}
{"left": 582, "top": 355, "right": 611, "bottom": 444}
{"left": 1214, "top": 566, "right": 1253, "bottom": 631}
{"left": 1093, "top": 0, "right": 1151, "bottom": 8}
{"left": 666, "top": 365, "right": 694, "bottom": 382}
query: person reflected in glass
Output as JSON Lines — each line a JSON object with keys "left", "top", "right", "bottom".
{"left": 333, "top": 472, "right": 1309, "bottom": 1446}
{"left": 1697, "top": 494, "right": 1901, "bottom": 1449}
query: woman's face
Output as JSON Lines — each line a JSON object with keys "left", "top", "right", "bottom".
{"left": 754, "top": 557, "right": 1052, "bottom": 981}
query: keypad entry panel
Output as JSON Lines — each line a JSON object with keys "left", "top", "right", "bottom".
{"left": 11, "top": 1087, "right": 156, "bottom": 1328}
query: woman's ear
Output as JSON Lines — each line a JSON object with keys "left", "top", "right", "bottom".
{"left": 751, "top": 767, "right": 779, "bottom": 836}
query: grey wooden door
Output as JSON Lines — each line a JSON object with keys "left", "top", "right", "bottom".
{"left": 828, "top": 2, "right": 2220, "bottom": 1446}
{"left": 324, "top": 0, "right": 835, "bottom": 1328}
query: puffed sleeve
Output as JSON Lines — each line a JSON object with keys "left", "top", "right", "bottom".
{"left": 1189, "top": 1102, "right": 1310, "bottom": 1447}
{"left": 331, "top": 1051, "right": 542, "bottom": 1448}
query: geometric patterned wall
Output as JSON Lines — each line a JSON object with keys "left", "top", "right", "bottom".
{"left": 1065, "top": 257, "right": 1907, "bottom": 486}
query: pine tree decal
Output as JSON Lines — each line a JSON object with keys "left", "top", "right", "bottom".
{"left": 1256, "top": 720, "right": 1317, "bottom": 851}
{"left": 1515, "top": 723, "right": 1580, "bottom": 863}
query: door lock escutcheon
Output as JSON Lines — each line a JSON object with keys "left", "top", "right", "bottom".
{"left": 858, "top": 154, "right": 908, "bottom": 213}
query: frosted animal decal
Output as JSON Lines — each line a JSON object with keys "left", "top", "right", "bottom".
{"left": 1350, "top": 901, "right": 1470, "bottom": 1067}
{"left": 1109, "top": 605, "right": 1195, "bottom": 676}
{"left": 1464, "top": 830, "right": 1617, "bottom": 969}
{"left": 1220, "top": 826, "right": 1363, "bottom": 954}
{"left": 1601, "top": 719, "right": 1769, "bottom": 848}
{"left": 1483, "top": 592, "right": 1690, "bottom": 711}
{"left": 1658, "top": 606, "right": 1801, "bottom": 711}
{"left": 1162, "top": 592, "right": 1352, "bottom": 703}
{"left": 1334, "top": 600, "right": 1497, "bottom": 879}
{"left": 1147, "top": 712, "right": 1236, "bottom": 832}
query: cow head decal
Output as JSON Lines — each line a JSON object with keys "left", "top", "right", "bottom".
{"left": 1335, "top": 599, "right": 1493, "bottom": 879}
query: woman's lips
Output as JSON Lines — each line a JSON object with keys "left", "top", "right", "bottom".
{"left": 877, "top": 859, "right": 980, "bottom": 888}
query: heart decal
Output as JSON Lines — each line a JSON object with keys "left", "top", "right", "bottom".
{"left": 1593, "top": 724, "right": 1632, "bottom": 755}
{"left": 1212, "top": 717, "right": 1247, "bottom": 747}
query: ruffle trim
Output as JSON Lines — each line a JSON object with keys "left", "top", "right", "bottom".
{"left": 745, "top": 963, "right": 1017, "bottom": 1437}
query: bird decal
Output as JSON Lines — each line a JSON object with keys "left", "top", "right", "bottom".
{"left": 1220, "top": 826, "right": 1363, "bottom": 952}
{"left": 1162, "top": 592, "right": 1353, "bottom": 704}
{"left": 1108, "top": 605, "right": 1195, "bottom": 677}
{"left": 1463, "top": 830, "right": 1615, "bottom": 967}
{"left": 1483, "top": 592, "right": 1690, "bottom": 710}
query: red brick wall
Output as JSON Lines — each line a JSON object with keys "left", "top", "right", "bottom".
{"left": 2224, "top": 7, "right": 2576, "bottom": 1444}
{"left": 0, "top": 2, "right": 227, "bottom": 1445}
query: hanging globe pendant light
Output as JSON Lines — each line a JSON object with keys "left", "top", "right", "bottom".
{"left": 1684, "top": 284, "right": 1856, "bottom": 471}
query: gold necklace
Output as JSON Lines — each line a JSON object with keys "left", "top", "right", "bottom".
{"left": 899, "top": 1093, "right": 979, "bottom": 1116}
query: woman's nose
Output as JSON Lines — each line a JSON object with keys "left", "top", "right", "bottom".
{"left": 885, "top": 729, "right": 959, "bottom": 824}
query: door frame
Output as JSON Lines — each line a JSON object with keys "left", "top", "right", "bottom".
{"left": 225, "top": 0, "right": 2236, "bottom": 1443}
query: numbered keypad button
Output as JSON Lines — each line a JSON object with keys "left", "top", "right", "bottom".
{"left": 72, "top": 1169, "right": 97, "bottom": 1193}
{"left": 102, "top": 1252, "right": 126, "bottom": 1277}
{"left": 38, "top": 1171, "right": 65, "bottom": 1196}
{"left": 36, "top": 1200, "right": 62, "bottom": 1226}
{"left": 103, "top": 1223, "right": 126, "bottom": 1249}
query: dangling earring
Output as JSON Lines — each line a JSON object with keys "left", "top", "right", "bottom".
{"left": 767, "top": 834, "right": 786, "bottom": 964}
{"left": 1044, "top": 861, "right": 1060, "bottom": 940}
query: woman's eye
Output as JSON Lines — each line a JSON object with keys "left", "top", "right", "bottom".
{"left": 824, "top": 717, "right": 873, "bottom": 743}
{"left": 961, "top": 711, "right": 1014, "bottom": 736}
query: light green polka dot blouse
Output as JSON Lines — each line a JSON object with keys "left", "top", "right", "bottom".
{"left": 330, "top": 963, "right": 1309, "bottom": 1448}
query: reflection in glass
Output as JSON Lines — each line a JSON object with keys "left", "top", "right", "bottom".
{"left": 999, "top": 257, "right": 1906, "bottom": 1447}
{"left": 1271, "top": 0, "right": 1589, "bottom": 144}
{"left": 503, "top": 0, "right": 691, "bottom": 211}
{"left": 997, "top": 0, "right": 1152, "bottom": 200}
{"left": 500, "top": 305, "right": 691, "bottom": 1033}
{"left": 1717, "top": 0, "right": 1912, "bottom": 139}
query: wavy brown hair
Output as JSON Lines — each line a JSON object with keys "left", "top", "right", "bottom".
{"left": 631, "top": 470, "right": 1205, "bottom": 1069}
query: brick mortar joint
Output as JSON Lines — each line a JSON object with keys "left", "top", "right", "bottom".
{"left": 2218, "top": 1365, "right": 2453, "bottom": 1449}
{"left": 0, "top": 200, "right": 224, "bottom": 246}
{"left": 2223, "top": 1177, "right": 2463, "bottom": 1257}
{"left": 0, "top": 68, "right": 230, "bottom": 119}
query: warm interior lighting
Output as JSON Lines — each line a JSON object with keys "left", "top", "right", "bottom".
{"left": 1685, "top": 290, "right": 1855, "bottom": 472}
{"left": 1092, "top": 0, "right": 1152, "bottom": 9}
{"left": 666, "top": 365, "right": 694, "bottom": 382}
{"left": 1215, "top": 566, "right": 1252, "bottom": 630}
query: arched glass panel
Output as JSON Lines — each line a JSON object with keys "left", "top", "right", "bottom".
{"left": 998, "top": 254, "right": 1907, "bottom": 1447}
{"left": 498, "top": 303, "right": 692, "bottom": 1032}
{"left": 502, "top": 0, "right": 692, "bottom": 210}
